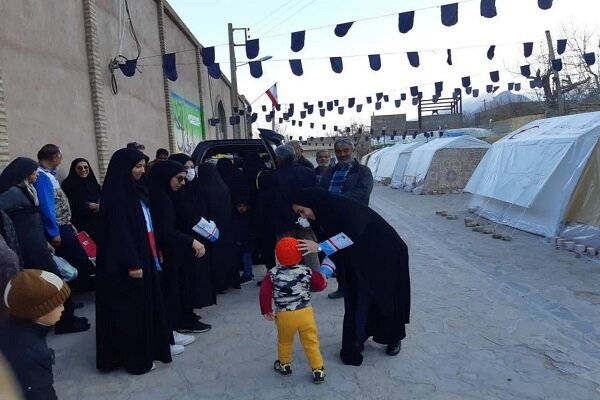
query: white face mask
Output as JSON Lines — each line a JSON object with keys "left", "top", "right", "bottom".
{"left": 186, "top": 168, "right": 196, "bottom": 181}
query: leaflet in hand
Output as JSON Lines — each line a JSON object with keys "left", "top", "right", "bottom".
{"left": 192, "top": 217, "right": 219, "bottom": 242}
{"left": 319, "top": 232, "right": 354, "bottom": 256}
{"left": 319, "top": 256, "right": 336, "bottom": 278}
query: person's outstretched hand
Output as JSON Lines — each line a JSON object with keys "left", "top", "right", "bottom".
{"left": 263, "top": 313, "right": 275, "bottom": 321}
{"left": 297, "top": 239, "right": 318, "bottom": 255}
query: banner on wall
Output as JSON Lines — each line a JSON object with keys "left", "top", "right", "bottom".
{"left": 170, "top": 92, "right": 205, "bottom": 155}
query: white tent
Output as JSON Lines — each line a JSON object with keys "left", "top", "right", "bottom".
{"left": 371, "top": 142, "right": 423, "bottom": 185}
{"left": 366, "top": 147, "right": 389, "bottom": 174}
{"left": 360, "top": 149, "right": 379, "bottom": 165}
{"left": 465, "top": 112, "right": 600, "bottom": 245}
{"left": 402, "top": 136, "right": 490, "bottom": 194}
{"left": 443, "top": 127, "right": 492, "bottom": 139}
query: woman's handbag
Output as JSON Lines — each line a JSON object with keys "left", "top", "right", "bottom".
{"left": 53, "top": 255, "right": 78, "bottom": 282}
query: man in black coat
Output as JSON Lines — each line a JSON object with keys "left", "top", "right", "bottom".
{"left": 288, "top": 140, "right": 315, "bottom": 169}
{"left": 318, "top": 138, "right": 374, "bottom": 299}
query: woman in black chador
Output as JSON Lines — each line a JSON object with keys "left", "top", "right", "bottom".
{"left": 61, "top": 158, "right": 101, "bottom": 241}
{"left": 292, "top": 188, "right": 411, "bottom": 366}
{"left": 95, "top": 149, "right": 171, "bottom": 374}
{"left": 168, "top": 154, "right": 216, "bottom": 311}
{"left": 148, "top": 160, "right": 208, "bottom": 333}
{"left": 196, "top": 163, "right": 239, "bottom": 292}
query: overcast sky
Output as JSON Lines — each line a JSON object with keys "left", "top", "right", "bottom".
{"left": 168, "top": 0, "right": 598, "bottom": 136}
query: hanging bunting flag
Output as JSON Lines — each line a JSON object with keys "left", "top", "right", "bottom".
{"left": 486, "top": 84, "right": 493, "bottom": 93}
{"left": 249, "top": 61, "right": 263, "bottom": 78}
{"left": 383, "top": 95, "right": 389, "bottom": 102}
{"left": 369, "top": 54, "right": 382, "bottom": 71}
{"left": 334, "top": 126, "right": 338, "bottom": 131}
{"left": 584, "top": 52, "right": 596, "bottom": 66}
{"left": 279, "top": 118, "right": 284, "bottom": 124}
{"left": 229, "top": 116, "right": 240, "bottom": 126}
{"left": 432, "top": 95, "right": 439, "bottom": 103}
{"left": 326, "top": 101, "right": 334, "bottom": 111}
{"left": 381, "top": 129, "right": 386, "bottom": 136}
{"left": 334, "top": 99, "right": 339, "bottom": 106}
{"left": 514, "top": 83, "right": 521, "bottom": 91}
{"left": 465, "top": 86, "right": 472, "bottom": 95}
{"left": 162, "top": 53, "right": 178, "bottom": 81}
{"left": 435, "top": 81, "right": 443, "bottom": 94}
{"left": 283, "top": 113, "right": 289, "bottom": 121}
{"left": 487, "top": 45, "right": 496, "bottom": 60}
{"left": 551, "top": 59, "right": 563, "bottom": 72}
{"left": 447, "top": 49, "right": 453, "bottom": 65}
{"left": 208, "top": 118, "right": 216, "bottom": 127}
{"left": 395, "top": 99, "right": 401, "bottom": 108}
{"left": 493, "top": 85, "right": 500, "bottom": 93}
{"left": 265, "top": 84, "right": 279, "bottom": 107}
{"left": 303, "top": 102, "right": 309, "bottom": 109}
{"left": 441, "top": 3, "right": 459, "bottom": 27}
{"left": 330, "top": 57, "right": 344, "bottom": 73}
{"left": 320, "top": 109, "right": 326, "bottom": 117}
{"left": 300, "top": 111, "right": 306, "bottom": 119}
{"left": 356, "top": 104, "right": 363, "bottom": 112}
{"left": 208, "top": 63, "right": 222, "bottom": 79}
{"left": 412, "top": 97, "right": 419, "bottom": 105}
{"left": 375, "top": 102, "right": 382, "bottom": 110}
{"left": 249, "top": 113, "right": 258, "bottom": 123}
{"left": 238, "top": 109, "right": 245, "bottom": 116}
{"left": 307, "top": 105, "right": 314, "bottom": 114}
{"left": 291, "top": 31, "right": 305, "bottom": 52}
{"left": 269, "top": 110, "right": 275, "bottom": 118}
{"left": 310, "top": 122, "right": 314, "bottom": 128}
{"left": 366, "top": 96, "right": 372, "bottom": 104}
{"left": 490, "top": 70, "right": 500, "bottom": 82}
{"left": 523, "top": 42, "right": 534, "bottom": 58}
{"left": 292, "top": 120, "right": 296, "bottom": 126}
{"left": 480, "top": 0, "right": 497, "bottom": 18}
{"left": 262, "top": 105, "right": 267, "bottom": 112}
{"left": 400, "top": 93, "right": 407, "bottom": 101}
{"left": 287, "top": 103, "right": 295, "bottom": 117}
{"left": 557, "top": 39, "right": 567, "bottom": 55}
{"left": 318, "top": 101, "right": 323, "bottom": 108}
{"left": 276, "top": 104, "right": 281, "bottom": 111}
{"left": 245, "top": 39, "right": 259, "bottom": 60}
{"left": 472, "top": 89, "right": 479, "bottom": 98}
{"left": 334, "top": 22, "right": 354, "bottom": 37}
{"left": 398, "top": 11, "right": 415, "bottom": 33}
{"left": 538, "top": 0, "right": 553, "bottom": 10}
{"left": 530, "top": 80, "right": 543, "bottom": 89}
{"left": 338, "top": 106, "right": 344, "bottom": 114}
{"left": 348, "top": 97, "right": 355, "bottom": 108}
{"left": 202, "top": 46, "right": 215, "bottom": 66}
{"left": 461, "top": 76, "right": 471, "bottom": 88}
{"left": 322, "top": 124, "right": 326, "bottom": 130}
{"left": 265, "top": 114, "right": 272, "bottom": 123}
{"left": 407, "top": 52, "right": 420, "bottom": 68}
{"left": 289, "top": 59, "right": 304, "bottom": 76}
{"left": 376, "top": 92, "right": 384, "bottom": 102}
{"left": 508, "top": 82, "right": 514, "bottom": 90}
{"left": 119, "top": 59, "right": 138, "bottom": 77}
{"left": 520, "top": 64, "right": 531, "bottom": 77}
{"left": 410, "top": 86, "right": 419, "bottom": 97}
{"left": 299, "top": 121, "right": 303, "bottom": 127}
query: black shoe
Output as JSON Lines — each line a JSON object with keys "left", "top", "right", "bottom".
{"left": 54, "top": 317, "right": 91, "bottom": 334}
{"left": 256, "top": 279, "right": 263, "bottom": 287}
{"left": 312, "top": 367, "right": 325, "bottom": 384}
{"left": 273, "top": 360, "right": 292, "bottom": 376}
{"left": 327, "top": 290, "right": 344, "bottom": 299}
{"left": 177, "top": 320, "right": 211, "bottom": 333}
{"left": 240, "top": 275, "right": 254, "bottom": 286}
{"left": 194, "top": 313, "right": 202, "bottom": 321}
{"left": 386, "top": 342, "right": 401, "bottom": 356}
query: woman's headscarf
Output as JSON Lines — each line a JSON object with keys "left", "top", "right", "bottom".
{"left": 0, "top": 157, "right": 38, "bottom": 193}
{"left": 101, "top": 148, "right": 147, "bottom": 209}
{"left": 216, "top": 158, "right": 247, "bottom": 205}
{"left": 168, "top": 153, "right": 192, "bottom": 166}
{"left": 61, "top": 158, "right": 101, "bottom": 203}
{"left": 148, "top": 160, "right": 186, "bottom": 217}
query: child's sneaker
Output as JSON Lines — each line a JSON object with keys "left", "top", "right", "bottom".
{"left": 273, "top": 360, "right": 292, "bottom": 376}
{"left": 312, "top": 367, "right": 325, "bottom": 384}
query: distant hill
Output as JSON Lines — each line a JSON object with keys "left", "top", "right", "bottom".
{"left": 462, "top": 91, "right": 531, "bottom": 114}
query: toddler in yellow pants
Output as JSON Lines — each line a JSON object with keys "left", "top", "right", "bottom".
{"left": 259, "top": 237, "right": 328, "bottom": 383}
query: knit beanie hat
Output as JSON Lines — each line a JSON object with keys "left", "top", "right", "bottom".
{"left": 3, "top": 269, "right": 70, "bottom": 320}
{"left": 275, "top": 237, "right": 302, "bottom": 267}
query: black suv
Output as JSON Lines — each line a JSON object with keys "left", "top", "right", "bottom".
{"left": 191, "top": 129, "right": 284, "bottom": 165}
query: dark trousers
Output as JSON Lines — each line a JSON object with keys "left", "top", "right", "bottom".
{"left": 55, "top": 224, "right": 95, "bottom": 292}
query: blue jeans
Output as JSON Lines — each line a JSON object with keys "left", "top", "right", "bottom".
{"left": 241, "top": 251, "right": 253, "bottom": 278}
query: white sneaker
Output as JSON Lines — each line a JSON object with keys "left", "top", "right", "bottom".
{"left": 173, "top": 331, "right": 195, "bottom": 346}
{"left": 170, "top": 344, "right": 185, "bottom": 356}
{"left": 150, "top": 362, "right": 156, "bottom": 371}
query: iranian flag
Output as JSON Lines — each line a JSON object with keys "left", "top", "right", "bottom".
{"left": 265, "top": 83, "right": 279, "bottom": 107}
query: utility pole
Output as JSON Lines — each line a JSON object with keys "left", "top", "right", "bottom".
{"left": 228, "top": 23, "right": 247, "bottom": 139}
{"left": 545, "top": 30, "right": 565, "bottom": 115}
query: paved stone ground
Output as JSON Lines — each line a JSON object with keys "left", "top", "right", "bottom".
{"left": 50, "top": 185, "right": 600, "bottom": 399}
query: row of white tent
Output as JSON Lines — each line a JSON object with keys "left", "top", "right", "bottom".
{"left": 363, "top": 112, "right": 600, "bottom": 248}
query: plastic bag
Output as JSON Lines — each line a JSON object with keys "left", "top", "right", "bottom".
{"left": 53, "top": 255, "right": 78, "bottom": 282}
